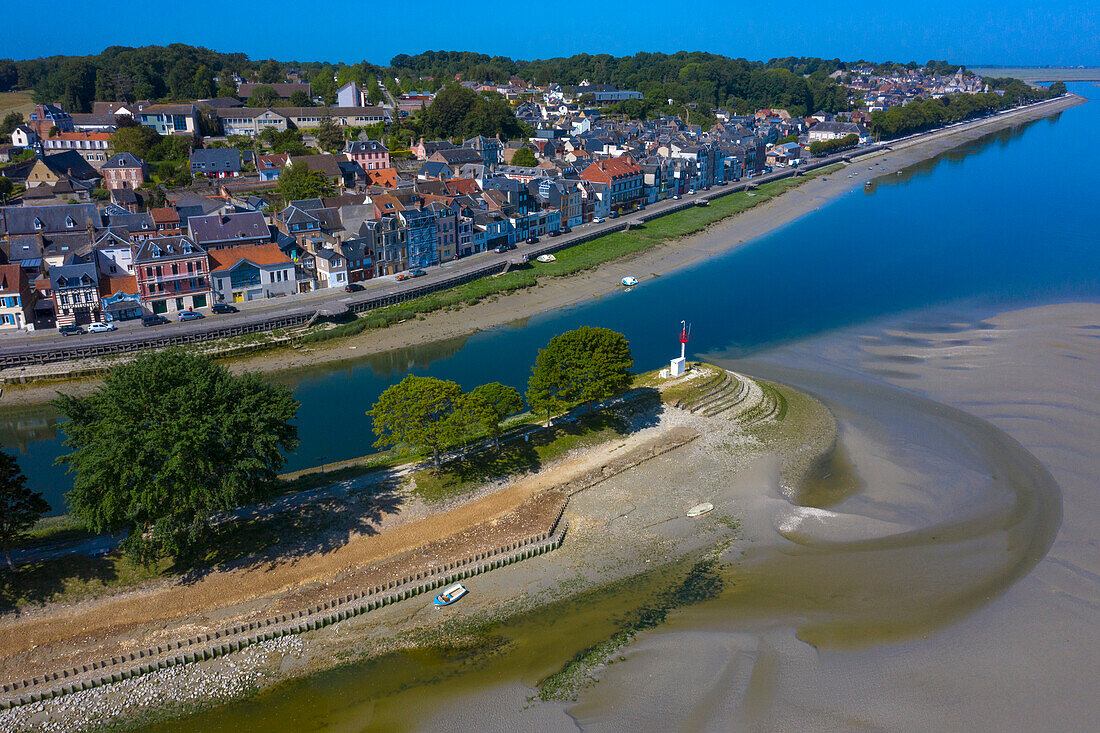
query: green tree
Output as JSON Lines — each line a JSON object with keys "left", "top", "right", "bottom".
{"left": 368, "top": 375, "right": 465, "bottom": 470}
{"left": 0, "top": 450, "right": 50, "bottom": 569}
{"left": 111, "top": 124, "right": 161, "bottom": 159}
{"left": 465, "top": 382, "right": 524, "bottom": 447}
{"left": 217, "top": 76, "right": 238, "bottom": 99}
{"left": 0, "top": 111, "right": 24, "bottom": 137}
{"left": 509, "top": 146, "right": 537, "bottom": 167}
{"left": 55, "top": 350, "right": 299, "bottom": 566}
{"left": 288, "top": 89, "right": 312, "bottom": 108}
{"left": 258, "top": 60, "right": 282, "bottom": 84}
{"left": 315, "top": 114, "right": 345, "bottom": 152}
{"left": 526, "top": 327, "right": 634, "bottom": 425}
{"left": 192, "top": 64, "right": 215, "bottom": 99}
{"left": 277, "top": 161, "right": 335, "bottom": 201}
{"left": 0, "top": 177, "right": 14, "bottom": 205}
{"left": 247, "top": 85, "right": 280, "bottom": 108}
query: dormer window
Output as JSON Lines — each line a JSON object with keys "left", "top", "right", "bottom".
{"left": 33, "top": 218, "right": 43, "bottom": 230}
{"left": 66, "top": 217, "right": 75, "bottom": 228}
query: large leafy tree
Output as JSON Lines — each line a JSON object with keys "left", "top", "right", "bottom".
{"left": 314, "top": 114, "right": 346, "bottom": 152}
{"left": 465, "top": 382, "right": 524, "bottom": 447}
{"left": 368, "top": 375, "right": 465, "bottom": 470}
{"left": 111, "top": 124, "right": 161, "bottom": 159}
{"left": 0, "top": 450, "right": 49, "bottom": 569}
{"left": 247, "top": 85, "right": 280, "bottom": 108}
{"left": 510, "top": 146, "right": 537, "bottom": 167}
{"left": 55, "top": 350, "right": 299, "bottom": 566}
{"left": 526, "top": 327, "right": 634, "bottom": 425}
{"left": 277, "top": 161, "right": 335, "bottom": 201}
{"left": 0, "top": 112, "right": 24, "bottom": 137}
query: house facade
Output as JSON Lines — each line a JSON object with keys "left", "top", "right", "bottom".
{"left": 50, "top": 256, "right": 101, "bottom": 327}
{"left": 208, "top": 243, "right": 296, "bottom": 303}
{"left": 133, "top": 236, "right": 212, "bottom": 313}
{"left": 581, "top": 156, "right": 644, "bottom": 208}
{"left": 344, "top": 140, "right": 390, "bottom": 171}
{"left": 100, "top": 152, "right": 147, "bottom": 190}
{"left": 137, "top": 104, "right": 200, "bottom": 136}
{"left": 0, "top": 264, "right": 33, "bottom": 330}
{"left": 190, "top": 148, "right": 241, "bottom": 179}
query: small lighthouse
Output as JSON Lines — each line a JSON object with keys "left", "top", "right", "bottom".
{"left": 670, "top": 320, "right": 689, "bottom": 376}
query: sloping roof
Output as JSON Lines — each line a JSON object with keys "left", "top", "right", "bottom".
{"left": 187, "top": 211, "right": 269, "bottom": 244}
{"left": 99, "top": 274, "right": 138, "bottom": 297}
{"left": 444, "top": 177, "right": 480, "bottom": 196}
{"left": 150, "top": 207, "right": 180, "bottom": 224}
{"left": 289, "top": 154, "right": 343, "bottom": 179}
{"left": 0, "top": 203, "right": 100, "bottom": 236}
{"left": 133, "top": 235, "right": 206, "bottom": 263}
{"left": 208, "top": 243, "right": 292, "bottom": 272}
{"left": 190, "top": 148, "right": 241, "bottom": 170}
{"left": 0, "top": 264, "right": 27, "bottom": 293}
{"left": 345, "top": 140, "right": 389, "bottom": 154}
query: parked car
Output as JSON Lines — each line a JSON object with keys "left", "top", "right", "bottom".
{"left": 86, "top": 321, "right": 116, "bottom": 333}
{"left": 409, "top": 269, "right": 427, "bottom": 278}
{"left": 343, "top": 283, "right": 364, "bottom": 293}
{"left": 395, "top": 272, "right": 410, "bottom": 281}
{"left": 495, "top": 243, "right": 516, "bottom": 253}
{"left": 142, "top": 314, "right": 169, "bottom": 327}
{"left": 673, "top": 194, "right": 682, "bottom": 200}
{"left": 688, "top": 188, "right": 695, "bottom": 195}
{"left": 609, "top": 211, "right": 619, "bottom": 219}
{"left": 59, "top": 324, "right": 84, "bottom": 336}
{"left": 177, "top": 310, "right": 204, "bottom": 321}
{"left": 525, "top": 236, "right": 539, "bottom": 244}
{"left": 548, "top": 229, "right": 561, "bottom": 237}
{"left": 561, "top": 226, "right": 572, "bottom": 234}
{"left": 211, "top": 303, "right": 239, "bottom": 314}
{"left": 593, "top": 217, "right": 605, "bottom": 223}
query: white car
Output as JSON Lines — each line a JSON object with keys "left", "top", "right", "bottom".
{"left": 594, "top": 217, "right": 605, "bottom": 223}
{"left": 87, "top": 321, "right": 116, "bottom": 333}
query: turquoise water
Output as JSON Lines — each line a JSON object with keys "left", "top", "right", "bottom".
{"left": 5, "top": 84, "right": 1099, "bottom": 514}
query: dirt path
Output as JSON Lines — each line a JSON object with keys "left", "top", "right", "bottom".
{"left": 0, "top": 425, "right": 681, "bottom": 683}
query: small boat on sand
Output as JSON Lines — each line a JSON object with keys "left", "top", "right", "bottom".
{"left": 433, "top": 583, "right": 468, "bottom": 606}
{"left": 536, "top": 254, "right": 557, "bottom": 263}
{"left": 621, "top": 276, "right": 639, "bottom": 287}
{"left": 686, "top": 502, "right": 713, "bottom": 517}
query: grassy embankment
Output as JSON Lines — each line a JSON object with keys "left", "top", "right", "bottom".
{"left": 3, "top": 374, "right": 673, "bottom": 611}
{"left": 301, "top": 165, "right": 842, "bottom": 345}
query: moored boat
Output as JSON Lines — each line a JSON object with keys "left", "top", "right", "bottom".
{"left": 621, "top": 276, "right": 639, "bottom": 287}
{"left": 536, "top": 254, "right": 557, "bottom": 263}
{"left": 686, "top": 502, "right": 713, "bottom": 517}
{"left": 433, "top": 583, "right": 468, "bottom": 606}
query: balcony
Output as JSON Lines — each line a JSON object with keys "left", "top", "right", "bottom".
{"left": 142, "top": 269, "right": 207, "bottom": 284}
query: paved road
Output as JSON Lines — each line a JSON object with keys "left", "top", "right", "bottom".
{"left": 0, "top": 168, "right": 815, "bottom": 357}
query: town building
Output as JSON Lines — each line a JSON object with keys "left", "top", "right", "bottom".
{"left": 133, "top": 236, "right": 212, "bottom": 313}
{"left": 100, "top": 152, "right": 147, "bottom": 190}
{"left": 208, "top": 243, "right": 296, "bottom": 303}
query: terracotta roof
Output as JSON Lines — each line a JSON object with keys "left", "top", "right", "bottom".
{"left": 99, "top": 274, "right": 138, "bottom": 297}
{"left": 49, "top": 131, "right": 114, "bottom": 142}
{"left": 208, "top": 243, "right": 292, "bottom": 272}
{"left": 150, "top": 207, "right": 180, "bottom": 223}
{"left": 444, "top": 177, "right": 479, "bottom": 195}
{"left": 0, "top": 264, "right": 27, "bottom": 293}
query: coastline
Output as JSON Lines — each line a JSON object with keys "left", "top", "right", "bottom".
{"left": 0, "top": 92, "right": 1084, "bottom": 408}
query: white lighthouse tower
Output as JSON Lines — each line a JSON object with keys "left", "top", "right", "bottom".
{"left": 670, "top": 320, "right": 689, "bottom": 377}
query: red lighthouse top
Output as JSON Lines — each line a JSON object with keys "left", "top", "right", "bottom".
{"left": 679, "top": 323, "right": 689, "bottom": 344}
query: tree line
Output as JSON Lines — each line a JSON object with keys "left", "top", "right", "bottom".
{"left": 370, "top": 326, "right": 634, "bottom": 469}
{"left": 808, "top": 133, "right": 859, "bottom": 156}
{"left": 869, "top": 82, "right": 1065, "bottom": 140}
{"left": 0, "top": 327, "right": 634, "bottom": 570}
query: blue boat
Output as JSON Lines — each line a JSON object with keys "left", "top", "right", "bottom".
{"left": 433, "top": 583, "right": 468, "bottom": 607}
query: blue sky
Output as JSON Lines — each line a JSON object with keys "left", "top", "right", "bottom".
{"left": 5, "top": 0, "right": 1098, "bottom": 66}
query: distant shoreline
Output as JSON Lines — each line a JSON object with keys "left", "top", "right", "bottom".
{"left": 0, "top": 93, "right": 1085, "bottom": 408}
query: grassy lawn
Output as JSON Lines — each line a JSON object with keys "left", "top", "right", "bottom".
{"left": 0, "top": 91, "right": 35, "bottom": 120}
{"left": 412, "top": 411, "right": 631, "bottom": 503}
{"left": 300, "top": 166, "right": 841, "bottom": 346}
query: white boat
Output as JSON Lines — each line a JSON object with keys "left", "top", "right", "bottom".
{"left": 433, "top": 583, "right": 468, "bottom": 606}
{"left": 686, "top": 502, "right": 713, "bottom": 517}
{"left": 621, "top": 276, "right": 639, "bottom": 287}
{"left": 536, "top": 254, "right": 557, "bottom": 263}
